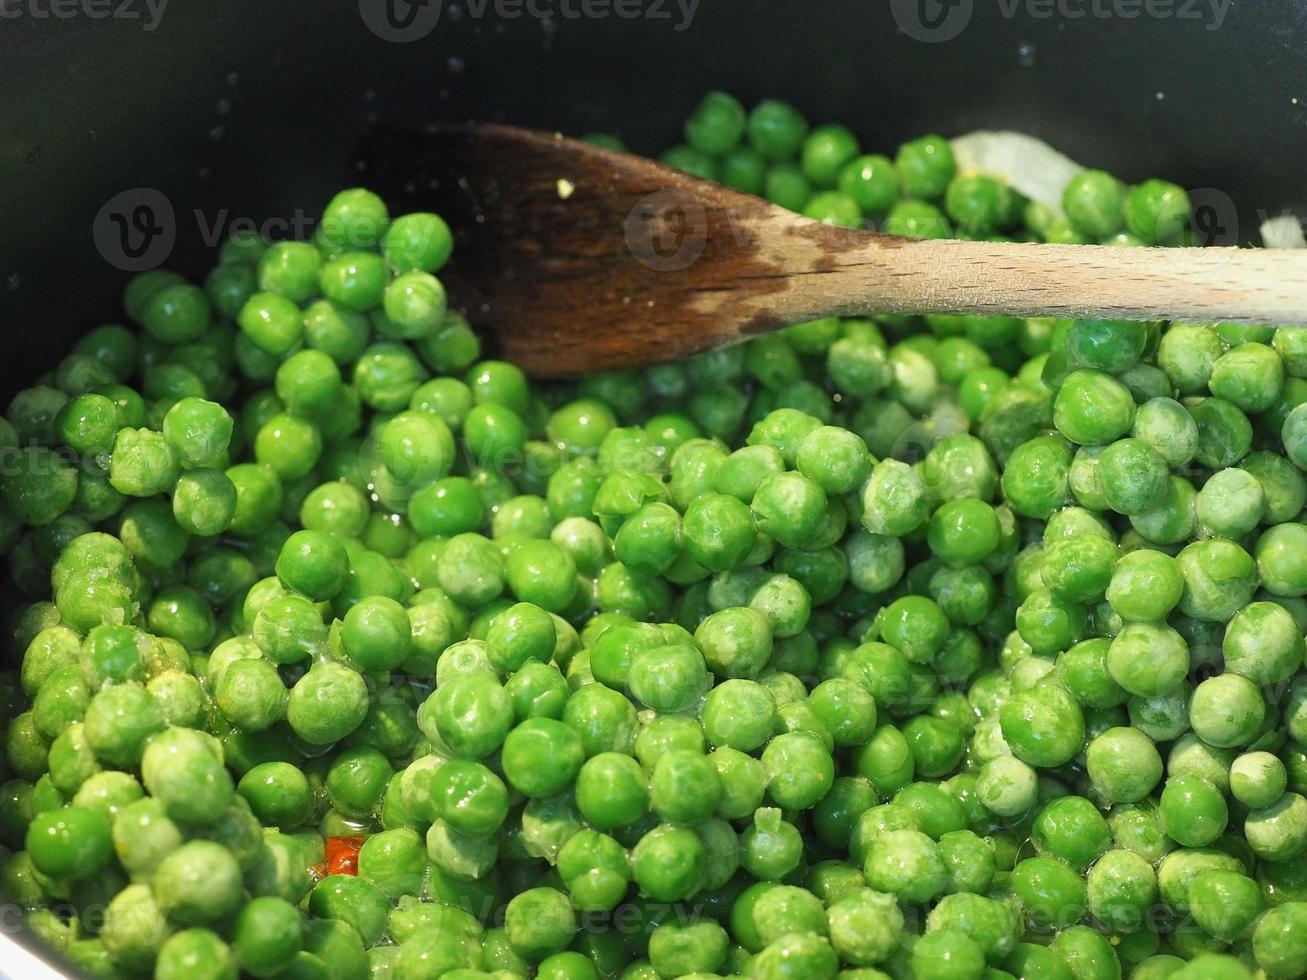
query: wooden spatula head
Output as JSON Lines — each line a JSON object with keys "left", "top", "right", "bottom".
{"left": 365, "top": 123, "right": 1307, "bottom": 378}
{"left": 364, "top": 123, "right": 851, "bottom": 377}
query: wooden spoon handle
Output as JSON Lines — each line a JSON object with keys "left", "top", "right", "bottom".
{"left": 778, "top": 233, "right": 1307, "bottom": 325}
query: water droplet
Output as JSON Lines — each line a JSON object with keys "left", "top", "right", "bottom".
{"left": 5, "top": 272, "right": 20, "bottom": 291}
{"left": 1155, "top": 91, "right": 1166, "bottom": 100}
{"left": 448, "top": 56, "right": 465, "bottom": 74}
{"left": 364, "top": 89, "right": 378, "bottom": 102}
{"left": 226, "top": 71, "right": 240, "bottom": 85}
{"left": 447, "top": 3, "right": 464, "bottom": 21}
{"left": 1017, "top": 41, "right": 1036, "bottom": 67}
{"left": 208, "top": 125, "right": 225, "bottom": 141}
{"left": 216, "top": 97, "right": 231, "bottom": 116}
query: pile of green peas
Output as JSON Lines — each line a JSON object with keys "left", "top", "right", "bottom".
{"left": 0, "top": 89, "right": 1305, "bottom": 980}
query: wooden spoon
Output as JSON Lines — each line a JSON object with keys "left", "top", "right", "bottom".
{"left": 366, "top": 123, "right": 1307, "bottom": 378}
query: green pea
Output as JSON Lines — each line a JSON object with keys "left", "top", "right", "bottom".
{"left": 740, "top": 806, "right": 804, "bottom": 881}
{"left": 100, "top": 883, "right": 173, "bottom": 971}
{"left": 575, "top": 752, "right": 649, "bottom": 830}
{"left": 999, "top": 683, "right": 1085, "bottom": 768}
{"left": 913, "top": 927, "right": 986, "bottom": 980}
{"left": 1177, "top": 538, "right": 1257, "bottom": 621}
{"left": 1230, "top": 751, "right": 1288, "bottom": 810}
{"left": 1081, "top": 848, "right": 1156, "bottom": 936}
{"left": 1014, "top": 587, "right": 1086, "bottom": 656}
{"left": 683, "top": 90, "right": 745, "bottom": 155}
{"left": 838, "top": 154, "right": 900, "bottom": 214}
{"left": 231, "top": 897, "right": 304, "bottom": 975}
{"left": 1002, "top": 435, "right": 1072, "bottom": 519}
{"left": 878, "top": 595, "right": 949, "bottom": 664}
{"left": 1193, "top": 397, "right": 1253, "bottom": 469}
{"left": 896, "top": 133, "right": 955, "bottom": 200}
{"left": 942, "top": 173, "right": 1010, "bottom": 237}
{"left": 1252, "top": 900, "right": 1307, "bottom": 979}
{"left": 501, "top": 718, "right": 584, "bottom": 798}
{"left": 237, "top": 762, "right": 312, "bottom": 829}
{"left": 1124, "top": 178, "right": 1190, "bottom": 245}
{"left": 861, "top": 459, "right": 930, "bottom": 536}
{"left": 153, "top": 840, "right": 244, "bottom": 925}
{"left": 747, "top": 99, "right": 809, "bottom": 159}
{"left": 1063, "top": 171, "right": 1127, "bottom": 238}
{"left": 1186, "top": 672, "right": 1265, "bottom": 750}
{"left": 681, "top": 492, "right": 756, "bottom": 572}
{"left": 627, "top": 643, "right": 709, "bottom": 713}
{"left": 1010, "top": 855, "right": 1087, "bottom": 928}
{"left": 976, "top": 756, "right": 1038, "bottom": 818}
{"left": 156, "top": 929, "right": 238, "bottom": 980}
{"left": 802, "top": 124, "right": 860, "bottom": 188}
{"left": 286, "top": 662, "right": 369, "bottom": 746}
{"left": 1086, "top": 727, "right": 1162, "bottom": 804}
{"left": 648, "top": 918, "right": 728, "bottom": 978}
{"left": 864, "top": 828, "right": 947, "bottom": 904}
{"left": 215, "top": 657, "right": 287, "bottom": 732}
{"left": 1105, "top": 623, "right": 1189, "bottom": 698}
{"left": 631, "top": 824, "right": 706, "bottom": 902}
{"left": 1098, "top": 438, "right": 1169, "bottom": 515}
{"left": 711, "top": 747, "right": 768, "bottom": 821}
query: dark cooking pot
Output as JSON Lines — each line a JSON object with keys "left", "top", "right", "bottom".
{"left": 3, "top": 0, "right": 1307, "bottom": 408}
{"left": 0, "top": 1, "right": 1304, "bottom": 972}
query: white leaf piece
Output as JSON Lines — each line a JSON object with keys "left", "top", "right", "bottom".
{"left": 1261, "top": 214, "right": 1306, "bottom": 249}
{"left": 950, "top": 131, "right": 1087, "bottom": 215}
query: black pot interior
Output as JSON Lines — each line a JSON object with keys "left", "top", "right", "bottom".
{"left": 0, "top": 3, "right": 1305, "bottom": 973}
{"left": 2, "top": 0, "right": 1305, "bottom": 401}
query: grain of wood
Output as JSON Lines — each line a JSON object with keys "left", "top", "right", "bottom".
{"left": 365, "top": 123, "right": 1307, "bottom": 377}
